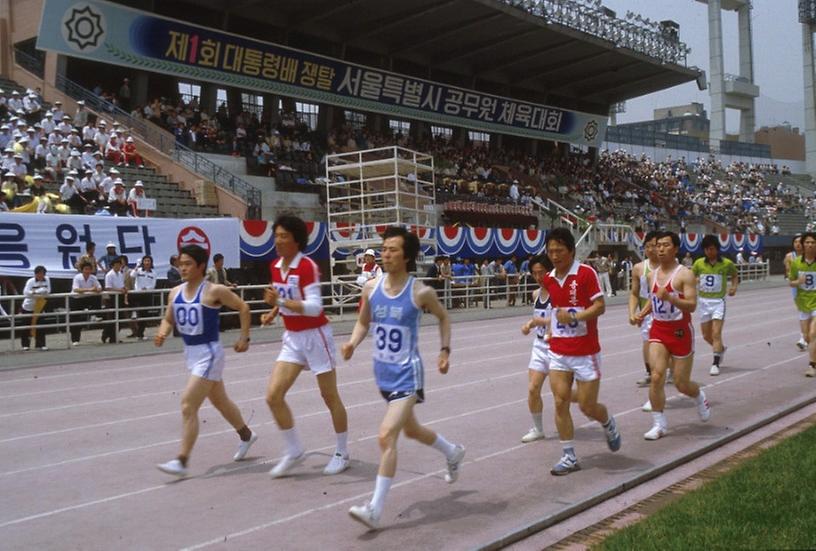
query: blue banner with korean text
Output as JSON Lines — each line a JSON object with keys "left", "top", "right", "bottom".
{"left": 37, "top": 0, "right": 607, "bottom": 147}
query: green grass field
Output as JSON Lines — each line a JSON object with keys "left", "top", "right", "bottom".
{"left": 597, "top": 424, "right": 816, "bottom": 551}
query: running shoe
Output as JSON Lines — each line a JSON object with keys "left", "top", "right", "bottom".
{"left": 697, "top": 391, "right": 711, "bottom": 422}
{"left": 323, "top": 452, "right": 350, "bottom": 475}
{"left": 644, "top": 424, "right": 667, "bottom": 440}
{"left": 232, "top": 431, "right": 258, "bottom": 461}
{"left": 348, "top": 502, "right": 379, "bottom": 530}
{"left": 604, "top": 416, "right": 622, "bottom": 452}
{"left": 269, "top": 452, "right": 305, "bottom": 478}
{"left": 444, "top": 445, "right": 466, "bottom": 483}
{"left": 157, "top": 459, "right": 188, "bottom": 477}
{"left": 521, "top": 427, "right": 546, "bottom": 443}
{"left": 550, "top": 454, "right": 580, "bottom": 476}
{"left": 806, "top": 365, "right": 816, "bottom": 378}
{"left": 636, "top": 374, "right": 651, "bottom": 388}
{"left": 642, "top": 399, "right": 653, "bottom": 412}
{"left": 797, "top": 339, "right": 808, "bottom": 351}
{"left": 709, "top": 364, "right": 720, "bottom": 376}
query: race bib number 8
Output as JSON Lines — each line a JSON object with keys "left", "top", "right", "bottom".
{"left": 551, "top": 307, "right": 588, "bottom": 338}
{"left": 800, "top": 272, "right": 816, "bottom": 291}
{"left": 373, "top": 323, "right": 410, "bottom": 364}
{"left": 174, "top": 303, "right": 203, "bottom": 336}
{"left": 699, "top": 274, "right": 722, "bottom": 293}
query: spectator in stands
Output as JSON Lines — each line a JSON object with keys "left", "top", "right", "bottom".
{"left": 78, "top": 168, "right": 99, "bottom": 206}
{"left": 20, "top": 265, "right": 50, "bottom": 351}
{"left": 128, "top": 181, "right": 150, "bottom": 217}
{"left": 108, "top": 178, "right": 128, "bottom": 216}
{"left": 1, "top": 171, "right": 17, "bottom": 206}
{"left": 99, "top": 242, "right": 118, "bottom": 272}
{"left": 682, "top": 252, "right": 694, "bottom": 268}
{"left": 118, "top": 78, "right": 131, "bottom": 112}
{"left": 130, "top": 255, "right": 156, "bottom": 340}
{"left": 425, "top": 255, "right": 445, "bottom": 291}
{"left": 206, "top": 253, "right": 236, "bottom": 287}
{"left": 73, "top": 100, "right": 88, "bottom": 128}
{"left": 509, "top": 180, "right": 520, "bottom": 203}
{"left": 60, "top": 173, "right": 84, "bottom": 213}
{"left": 503, "top": 255, "right": 519, "bottom": 306}
{"left": 74, "top": 241, "right": 98, "bottom": 274}
{"left": 70, "top": 260, "right": 102, "bottom": 345}
{"left": 355, "top": 249, "right": 382, "bottom": 286}
{"left": 102, "top": 255, "right": 127, "bottom": 344}
{"left": 105, "top": 135, "right": 125, "bottom": 165}
{"left": 122, "top": 137, "right": 144, "bottom": 167}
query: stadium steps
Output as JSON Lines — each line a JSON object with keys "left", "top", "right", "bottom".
{"left": 779, "top": 173, "right": 816, "bottom": 195}
{"left": 113, "top": 166, "right": 220, "bottom": 218}
{"left": 776, "top": 212, "right": 809, "bottom": 234}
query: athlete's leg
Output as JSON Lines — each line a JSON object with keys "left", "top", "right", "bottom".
{"left": 316, "top": 369, "right": 348, "bottom": 434}
{"left": 711, "top": 319, "right": 724, "bottom": 354}
{"left": 209, "top": 380, "right": 250, "bottom": 431}
{"left": 700, "top": 320, "right": 713, "bottom": 347}
{"left": 528, "top": 370, "right": 547, "bottom": 416}
{"left": 807, "top": 316, "right": 816, "bottom": 366}
{"left": 648, "top": 342, "right": 671, "bottom": 413}
{"left": 800, "top": 318, "right": 811, "bottom": 344}
{"left": 179, "top": 375, "right": 216, "bottom": 460}
{"left": 265, "top": 361, "right": 303, "bottom": 430}
{"left": 549, "top": 370, "right": 575, "bottom": 441}
{"left": 671, "top": 355, "right": 699, "bottom": 398}
{"left": 574, "top": 378, "right": 608, "bottom": 424}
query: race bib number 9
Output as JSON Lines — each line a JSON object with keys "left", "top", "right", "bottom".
{"left": 551, "top": 307, "right": 588, "bottom": 338}
{"left": 373, "top": 323, "right": 410, "bottom": 364}
{"left": 174, "top": 303, "right": 204, "bottom": 336}
{"left": 800, "top": 272, "right": 816, "bottom": 291}
{"left": 699, "top": 274, "right": 722, "bottom": 293}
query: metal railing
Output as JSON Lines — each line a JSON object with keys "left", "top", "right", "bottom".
{"left": 45, "top": 68, "right": 262, "bottom": 218}
{"left": 736, "top": 262, "right": 770, "bottom": 282}
{"left": 11, "top": 48, "right": 44, "bottom": 78}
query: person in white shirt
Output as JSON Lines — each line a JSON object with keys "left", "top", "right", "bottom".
{"left": 7, "top": 91, "right": 22, "bottom": 113}
{"left": 52, "top": 100, "right": 65, "bottom": 122}
{"left": 33, "top": 136, "right": 48, "bottom": 170}
{"left": 67, "top": 128, "right": 82, "bottom": 149}
{"left": 108, "top": 178, "right": 128, "bottom": 215}
{"left": 105, "top": 135, "right": 125, "bottom": 165}
{"left": 78, "top": 170, "right": 99, "bottom": 205}
{"left": 40, "top": 112, "right": 56, "bottom": 134}
{"left": 80, "top": 143, "right": 96, "bottom": 170}
{"left": 130, "top": 255, "right": 157, "bottom": 340}
{"left": 70, "top": 261, "right": 102, "bottom": 345}
{"left": 60, "top": 173, "right": 84, "bottom": 213}
{"left": 94, "top": 122, "right": 110, "bottom": 152}
{"left": 11, "top": 154, "right": 26, "bottom": 179}
{"left": 127, "top": 181, "right": 150, "bottom": 217}
{"left": 82, "top": 121, "right": 97, "bottom": 144}
{"left": 20, "top": 265, "right": 51, "bottom": 351}
{"left": 56, "top": 115, "right": 73, "bottom": 136}
{"left": 98, "top": 166, "right": 118, "bottom": 197}
{"left": 103, "top": 256, "right": 128, "bottom": 343}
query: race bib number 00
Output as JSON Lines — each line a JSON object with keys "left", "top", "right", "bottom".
{"left": 174, "top": 303, "right": 204, "bottom": 336}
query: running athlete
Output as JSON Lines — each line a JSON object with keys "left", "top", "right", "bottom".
{"left": 519, "top": 254, "right": 554, "bottom": 443}
{"left": 788, "top": 231, "right": 816, "bottom": 377}
{"left": 639, "top": 231, "right": 711, "bottom": 440}
{"left": 692, "top": 235, "right": 738, "bottom": 376}
{"left": 784, "top": 235, "right": 807, "bottom": 350}
{"left": 261, "top": 215, "right": 350, "bottom": 478}
{"left": 343, "top": 226, "right": 465, "bottom": 530}
{"left": 629, "top": 231, "right": 659, "bottom": 387}
{"left": 540, "top": 228, "right": 621, "bottom": 476}
{"left": 154, "top": 245, "right": 257, "bottom": 477}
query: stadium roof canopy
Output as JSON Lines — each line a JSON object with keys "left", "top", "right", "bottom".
{"left": 152, "top": 0, "right": 702, "bottom": 116}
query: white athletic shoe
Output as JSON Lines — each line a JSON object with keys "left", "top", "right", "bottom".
{"left": 644, "top": 424, "right": 667, "bottom": 440}
{"left": 709, "top": 364, "right": 720, "bottom": 376}
{"left": 71, "top": 341, "right": 80, "bottom": 347}
{"left": 232, "top": 431, "right": 258, "bottom": 461}
{"left": 444, "top": 445, "right": 466, "bottom": 483}
{"left": 521, "top": 427, "right": 546, "bottom": 443}
{"left": 21, "top": 346, "right": 30, "bottom": 351}
{"left": 269, "top": 453, "right": 305, "bottom": 478}
{"left": 323, "top": 452, "right": 350, "bottom": 475}
{"left": 806, "top": 365, "right": 816, "bottom": 378}
{"left": 38, "top": 346, "right": 49, "bottom": 351}
{"left": 697, "top": 391, "right": 711, "bottom": 422}
{"left": 348, "top": 502, "right": 380, "bottom": 530}
{"left": 642, "top": 399, "right": 653, "bottom": 412}
{"left": 157, "top": 459, "right": 188, "bottom": 477}
{"left": 797, "top": 338, "right": 808, "bottom": 351}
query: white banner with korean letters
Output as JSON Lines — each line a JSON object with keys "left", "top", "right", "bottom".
{"left": 0, "top": 213, "right": 240, "bottom": 279}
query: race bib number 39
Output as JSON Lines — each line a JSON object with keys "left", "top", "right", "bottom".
{"left": 373, "top": 323, "right": 410, "bottom": 364}
{"left": 550, "top": 307, "right": 588, "bottom": 338}
{"left": 800, "top": 272, "right": 816, "bottom": 291}
{"left": 699, "top": 274, "right": 722, "bottom": 293}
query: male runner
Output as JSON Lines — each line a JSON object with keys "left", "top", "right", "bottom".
{"left": 629, "top": 231, "right": 659, "bottom": 387}
{"left": 343, "top": 226, "right": 465, "bottom": 530}
{"left": 519, "top": 254, "right": 553, "bottom": 443}
{"left": 788, "top": 231, "right": 816, "bottom": 377}
{"left": 692, "top": 235, "right": 738, "bottom": 376}
{"left": 784, "top": 235, "right": 807, "bottom": 350}
{"left": 540, "top": 228, "right": 621, "bottom": 475}
{"left": 154, "top": 245, "right": 257, "bottom": 477}
{"left": 261, "top": 214, "right": 350, "bottom": 477}
{"left": 639, "top": 231, "right": 711, "bottom": 440}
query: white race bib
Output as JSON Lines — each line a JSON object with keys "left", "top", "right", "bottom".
{"left": 174, "top": 303, "right": 203, "bottom": 336}
{"left": 550, "top": 307, "right": 588, "bottom": 338}
{"left": 274, "top": 282, "right": 301, "bottom": 315}
{"left": 800, "top": 272, "right": 816, "bottom": 291}
{"left": 651, "top": 294, "right": 682, "bottom": 321}
{"left": 372, "top": 323, "right": 410, "bottom": 364}
{"left": 699, "top": 273, "right": 722, "bottom": 293}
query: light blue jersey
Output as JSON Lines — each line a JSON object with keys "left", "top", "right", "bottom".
{"left": 369, "top": 276, "right": 424, "bottom": 400}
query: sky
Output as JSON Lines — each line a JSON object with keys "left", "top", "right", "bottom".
{"left": 600, "top": 0, "right": 804, "bottom": 131}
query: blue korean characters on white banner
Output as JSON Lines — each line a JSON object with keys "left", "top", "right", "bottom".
{"left": 36, "top": 0, "right": 607, "bottom": 147}
{"left": 0, "top": 213, "right": 240, "bottom": 278}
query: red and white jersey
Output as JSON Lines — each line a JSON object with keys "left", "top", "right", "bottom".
{"left": 541, "top": 260, "right": 603, "bottom": 356}
{"left": 650, "top": 265, "right": 691, "bottom": 325}
{"left": 269, "top": 252, "right": 329, "bottom": 332}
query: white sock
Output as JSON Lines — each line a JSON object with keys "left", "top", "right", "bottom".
{"left": 335, "top": 431, "right": 348, "bottom": 456}
{"left": 431, "top": 434, "right": 457, "bottom": 460}
{"left": 560, "top": 440, "right": 576, "bottom": 458}
{"left": 281, "top": 427, "right": 303, "bottom": 457}
{"left": 531, "top": 412, "right": 544, "bottom": 433}
{"left": 651, "top": 411, "right": 668, "bottom": 427}
{"left": 696, "top": 389, "right": 707, "bottom": 405}
{"left": 370, "top": 475, "right": 392, "bottom": 518}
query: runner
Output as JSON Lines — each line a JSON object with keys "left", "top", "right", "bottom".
{"left": 692, "top": 235, "right": 738, "bottom": 376}
{"left": 262, "top": 214, "right": 350, "bottom": 478}
{"left": 788, "top": 231, "right": 816, "bottom": 377}
{"left": 629, "top": 231, "right": 658, "bottom": 387}
{"left": 343, "top": 226, "right": 465, "bottom": 530}
{"left": 154, "top": 245, "right": 257, "bottom": 477}
{"left": 784, "top": 235, "right": 807, "bottom": 351}
{"left": 519, "top": 253, "right": 554, "bottom": 443}
{"left": 639, "top": 231, "right": 711, "bottom": 440}
{"left": 540, "top": 228, "right": 621, "bottom": 476}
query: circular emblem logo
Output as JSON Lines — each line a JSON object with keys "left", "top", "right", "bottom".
{"left": 584, "top": 120, "right": 599, "bottom": 142}
{"left": 177, "top": 226, "right": 211, "bottom": 255}
{"left": 62, "top": 4, "right": 106, "bottom": 53}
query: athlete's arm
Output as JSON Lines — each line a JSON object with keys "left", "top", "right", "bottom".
{"left": 417, "top": 283, "right": 451, "bottom": 375}
{"left": 154, "top": 286, "right": 180, "bottom": 347}
{"left": 341, "top": 280, "right": 374, "bottom": 360}
{"left": 728, "top": 264, "right": 739, "bottom": 296}
{"left": 784, "top": 253, "right": 792, "bottom": 278}
{"left": 628, "top": 262, "right": 642, "bottom": 324}
{"left": 789, "top": 261, "right": 802, "bottom": 287}
{"left": 210, "top": 284, "right": 251, "bottom": 352}
{"left": 521, "top": 288, "right": 543, "bottom": 335}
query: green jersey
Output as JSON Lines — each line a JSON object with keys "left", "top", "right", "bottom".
{"left": 692, "top": 257, "right": 737, "bottom": 299}
{"left": 790, "top": 257, "right": 816, "bottom": 313}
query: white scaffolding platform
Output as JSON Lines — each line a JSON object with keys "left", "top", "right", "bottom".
{"left": 325, "top": 146, "right": 436, "bottom": 284}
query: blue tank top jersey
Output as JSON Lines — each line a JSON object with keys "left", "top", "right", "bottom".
{"left": 369, "top": 276, "right": 423, "bottom": 393}
{"left": 533, "top": 292, "right": 552, "bottom": 340}
{"left": 173, "top": 281, "right": 220, "bottom": 346}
